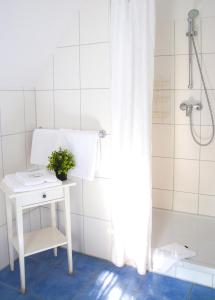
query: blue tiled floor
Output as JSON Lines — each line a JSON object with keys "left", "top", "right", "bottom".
{"left": 0, "top": 248, "right": 214, "bottom": 299}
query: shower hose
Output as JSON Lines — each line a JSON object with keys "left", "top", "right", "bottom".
{"left": 190, "top": 35, "right": 215, "bottom": 146}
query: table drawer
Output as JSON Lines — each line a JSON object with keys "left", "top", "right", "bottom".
{"left": 18, "top": 188, "right": 64, "bottom": 207}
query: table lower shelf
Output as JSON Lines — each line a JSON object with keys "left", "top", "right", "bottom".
{"left": 12, "top": 227, "right": 67, "bottom": 257}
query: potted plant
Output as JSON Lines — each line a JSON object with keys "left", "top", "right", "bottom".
{"left": 47, "top": 148, "right": 76, "bottom": 181}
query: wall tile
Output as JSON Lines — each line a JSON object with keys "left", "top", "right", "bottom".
{"left": 152, "top": 124, "right": 174, "bottom": 157}
{"left": 29, "top": 208, "right": 41, "bottom": 231}
{"left": 83, "top": 178, "right": 111, "bottom": 221}
{"left": 54, "top": 90, "right": 80, "bottom": 129}
{"left": 81, "top": 89, "right": 111, "bottom": 132}
{"left": 200, "top": 161, "right": 215, "bottom": 195}
{"left": 40, "top": 207, "right": 51, "bottom": 228}
{"left": 174, "top": 159, "right": 199, "bottom": 193}
{"left": 173, "top": 191, "right": 198, "bottom": 214}
{"left": 80, "top": 0, "right": 109, "bottom": 44}
{"left": 70, "top": 177, "right": 83, "bottom": 215}
{"left": 80, "top": 43, "right": 110, "bottom": 88}
{"left": 0, "top": 191, "right": 6, "bottom": 226}
{"left": 36, "top": 56, "right": 54, "bottom": 90}
{"left": 58, "top": 176, "right": 83, "bottom": 215}
{"left": 201, "top": 90, "right": 215, "bottom": 126}
{"left": 54, "top": 47, "right": 80, "bottom": 89}
{"left": 24, "top": 90, "right": 36, "bottom": 131}
{"left": 200, "top": 126, "right": 215, "bottom": 161}
{"left": 175, "top": 19, "right": 201, "bottom": 55}
{"left": 175, "top": 55, "right": 201, "bottom": 89}
{"left": 154, "top": 56, "right": 174, "bottom": 89}
{"left": 174, "top": 125, "right": 200, "bottom": 159}
{"left": 202, "top": 54, "right": 215, "bottom": 89}
{"left": 152, "top": 157, "right": 174, "bottom": 190}
{"left": 0, "top": 91, "right": 25, "bottom": 135}
{"left": 0, "top": 139, "right": 3, "bottom": 180}
{"left": 71, "top": 214, "right": 84, "bottom": 252}
{"left": 175, "top": 90, "right": 201, "bottom": 125}
{"left": 57, "top": 12, "right": 79, "bottom": 47}
{"left": 202, "top": 17, "right": 215, "bottom": 53}
{"left": 0, "top": 225, "right": 9, "bottom": 270}
{"left": 199, "top": 194, "right": 215, "bottom": 217}
{"left": 23, "top": 211, "right": 31, "bottom": 233}
{"left": 96, "top": 135, "right": 112, "bottom": 179}
{"left": 58, "top": 210, "right": 84, "bottom": 252}
{"left": 25, "top": 131, "right": 33, "bottom": 169}
{"left": 2, "top": 134, "right": 26, "bottom": 174}
{"left": 152, "top": 189, "right": 173, "bottom": 210}
{"left": 155, "top": 20, "right": 174, "bottom": 55}
{"left": 152, "top": 90, "right": 174, "bottom": 124}
{"left": 36, "top": 91, "right": 54, "bottom": 128}
{"left": 84, "top": 217, "right": 111, "bottom": 260}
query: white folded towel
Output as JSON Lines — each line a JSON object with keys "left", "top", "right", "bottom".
{"left": 4, "top": 174, "right": 62, "bottom": 193}
{"left": 30, "top": 129, "right": 61, "bottom": 166}
{"left": 30, "top": 129, "right": 100, "bottom": 181}
{"left": 16, "top": 169, "right": 57, "bottom": 186}
{"left": 60, "top": 129, "right": 100, "bottom": 180}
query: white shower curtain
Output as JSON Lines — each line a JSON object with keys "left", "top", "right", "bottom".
{"left": 111, "top": 0, "right": 155, "bottom": 274}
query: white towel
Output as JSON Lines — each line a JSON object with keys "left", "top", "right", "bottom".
{"left": 60, "top": 129, "right": 100, "bottom": 180}
{"left": 4, "top": 174, "right": 62, "bottom": 193}
{"left": 16, "top": 169, "right": 57, "bottom": 186}
{"left": 30, "top": 129, "right": 100, "bottom": 181}
{"left": 30, "top": 129, "right": 61, "bottom": 166}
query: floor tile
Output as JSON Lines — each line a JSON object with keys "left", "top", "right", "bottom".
{"left": 0, "top": 248, "right": 212, "bottom": 300}
{"left": 135, "top": 273, "right": 192, "bottom": 300}
{"left": 30, "top": 267, "right": 95, "bottom": 300}
{"left": 189, "top": 284, "right": 215, "bottom": 300}
{"left": 0, "top": 256, "right": 51, "bottom": 289}
{"left": 0, "top": 282, "right": 21, "bottom": 300}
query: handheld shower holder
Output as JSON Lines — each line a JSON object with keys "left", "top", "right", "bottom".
{"left": 186, "top": 31, "right": 197, "bottom": 37}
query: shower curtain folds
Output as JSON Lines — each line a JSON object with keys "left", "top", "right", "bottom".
{"left": 110, "top": 0, "right": 155, "bottom": 275}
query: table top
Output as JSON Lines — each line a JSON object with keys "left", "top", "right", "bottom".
{"left": 0, "top": 179, "right": 76, "bottom": 199}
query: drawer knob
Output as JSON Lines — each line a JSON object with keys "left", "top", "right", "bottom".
{"left": 42, "top": 193, "right": 47, "bottom": 199}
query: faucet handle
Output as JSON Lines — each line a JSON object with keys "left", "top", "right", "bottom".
{"left": 180, "top": 103, "right": 187, "bottom": 111}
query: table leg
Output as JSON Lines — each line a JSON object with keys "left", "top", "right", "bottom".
{"left": 51, "top": 202, "right": 57, "bottom": 256}
{"left": 16, "top": 205, "right": 25, "bottom": 294}
{"left": 64, "top": 187, "right": 73, "bottom": 274}
{"left": 5, "top": 197, "right": 14, "bottom": 271}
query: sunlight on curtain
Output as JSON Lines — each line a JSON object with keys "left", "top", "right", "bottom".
{"left": 111, "top": 0, "right": 155, "bottom": 275}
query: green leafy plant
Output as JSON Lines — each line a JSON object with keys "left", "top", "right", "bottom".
{"left": 47, "top": 148, "right": 75, "bottom": 180}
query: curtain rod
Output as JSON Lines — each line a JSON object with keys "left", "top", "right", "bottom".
{"left": 37, "top": 127, "right": 107, "bottom": 138}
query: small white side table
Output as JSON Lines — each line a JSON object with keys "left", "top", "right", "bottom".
{"left": 0, "top": 180, "right": 76, "bottom": 294}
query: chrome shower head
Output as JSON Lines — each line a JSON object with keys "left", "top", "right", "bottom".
{"left": 188, "top": 9, "right": 199, "bottom": 19}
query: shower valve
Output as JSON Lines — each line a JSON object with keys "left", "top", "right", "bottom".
{"left": 180, "top": 102, "right": 202, "bottom": 117}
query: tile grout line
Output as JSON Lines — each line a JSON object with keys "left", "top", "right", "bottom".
{"left": 152, "top": 155, "right": 215, "bottom": 163}
{"left": 57, "top": 40, "right": 109, "bottom": 49}
{"left": 33, "top": 84, "right": 42, "bottom": 229}
{"left": 78, "top": 10, "right": 86, "bottom": 254}
{"left": 22, "top": 88, "right": 32, "bottom": 232}
{"left": 197, "top": 19, "right": 203, "bottom": 217}
{"left": 172, "top": 19, "right": 176, "bottom": 211}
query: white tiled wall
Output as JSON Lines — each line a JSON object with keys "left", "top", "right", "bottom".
{"left": 35, "top": 0, "right": 112, "bottom": 260}
{"left": 153, "top": 0, "right": 215, "bottom": 267}
{"left": 0, "top": 89, "right": 42, "bottom": 270}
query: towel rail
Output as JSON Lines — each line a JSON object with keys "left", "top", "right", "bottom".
{"left": 37, "top": 127, "right": 107, "bottom": 138}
